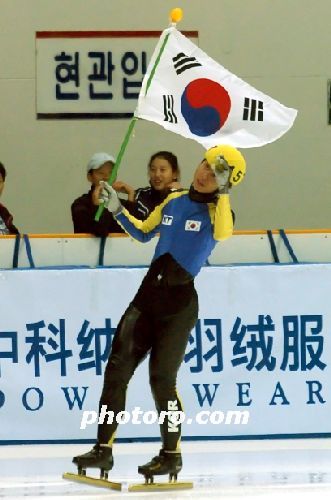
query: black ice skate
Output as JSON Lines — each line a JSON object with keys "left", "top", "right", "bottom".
{"left": 64, "top": 447, "right": 193, "bottom": 492}
{"left": 63, "top": 444, "right": 121, "bottom": 491}
{"left": 72, "top": 443, "right": 113, "bottom": 478}
{"left": 128, "top": 449, "right": 193, "bottom": 492}
{"left": 138, "top": 449, "right": 182, "bottom": 483}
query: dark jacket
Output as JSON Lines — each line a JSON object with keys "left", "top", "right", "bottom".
{"left": 126, "top": 186, "right": 173, "bottom": 220}
{"left": 0, "top": 203, "right": 19, "bottom": 234}
{"left": 71, "top": 188, "right": 125, "bottom": 237}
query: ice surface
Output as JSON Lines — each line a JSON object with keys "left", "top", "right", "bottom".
{"left": 1, "top": 439, "right": 331, "bottom": 499}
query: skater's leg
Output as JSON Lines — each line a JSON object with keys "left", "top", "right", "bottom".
{"left": 97, "top": 304, "right": 152, "bottom": 444}
{"left": 137, "top": 286, "right": 198, "bottom": 481}
{"left": 73, "top": 304, "right": 152, "bottom": 472}
{"left": 149, "top": 285, "right": 198, "bottom": 452}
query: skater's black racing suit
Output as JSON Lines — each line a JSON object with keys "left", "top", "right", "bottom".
{"left": 98, "top": 187, "right": 234, "bottom": 451}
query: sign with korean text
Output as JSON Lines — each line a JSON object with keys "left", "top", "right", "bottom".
{"left": 35, "top": 31, "right": 198, "bottom": 118}
{"left": 0, "top": 264, "right": 330, "bottom": 443}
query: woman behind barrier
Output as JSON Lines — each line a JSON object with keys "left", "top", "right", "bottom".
{"left": 113, "top": 151, "right": 181, "bottom": 220}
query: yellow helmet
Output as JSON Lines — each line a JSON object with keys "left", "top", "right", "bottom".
{"left": 205, "top": 145, "right": 246, "bottom": 186}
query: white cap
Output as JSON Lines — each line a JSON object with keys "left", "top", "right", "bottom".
{"left": 87, "top": 152, "right": 116, "bottom": 172}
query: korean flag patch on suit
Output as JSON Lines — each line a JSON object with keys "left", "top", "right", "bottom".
{"left": 185, "top": 220, "right": 201, "bottom": 232}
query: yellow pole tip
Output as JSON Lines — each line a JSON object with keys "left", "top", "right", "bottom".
{"left": 169, "top": 7, "right": 183, "bottom": 23}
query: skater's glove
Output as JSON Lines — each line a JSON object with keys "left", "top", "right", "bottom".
{"left": 211, "top": 156, "right": 231, "bottom": 194}
{"left": 99, "top": 181, "right": 123, "bottom": 215}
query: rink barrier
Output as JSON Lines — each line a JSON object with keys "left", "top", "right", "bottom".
{"left": 1, "top": 229, "right": 330, "bottom": 269}
{"left": 1, "top": 263, "right": 331, "bottom": 443}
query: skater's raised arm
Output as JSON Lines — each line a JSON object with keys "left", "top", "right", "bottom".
{"left": 99, "top": 182, "right": 176, "bottom": 242}
{"left": 203, "top": 145, "right": 246, "bottom": 241}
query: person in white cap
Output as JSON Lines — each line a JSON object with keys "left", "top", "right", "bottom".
{"left": 71, "top": 152, "right": 125, "bottom": 236}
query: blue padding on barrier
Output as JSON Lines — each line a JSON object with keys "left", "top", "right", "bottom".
{"left": 279, "top": 229, "right": 299, "bottom": 263}
{"left": 98, "top": 236, "right": 107, "bottom": 266}
{"left": 12, "top": 234, "right": 20, "bottom": 269}
{"left": 266, "top": 230, "right": 279, "bottom": 263}
{"left": 23, "top": 234, "right": 35, "bottom": 268}
{"left": 1, "top": 432, "right": 330, "bottom": 445}
{"left": 2, "top": 262, "right": 330, "bottom": 273}
{"left": 6, "top": 265, "right": 92, "bottom": 272}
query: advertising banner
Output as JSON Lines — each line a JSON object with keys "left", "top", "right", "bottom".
{"left": 0, "top": 264, "right": 330, "bottom": 443}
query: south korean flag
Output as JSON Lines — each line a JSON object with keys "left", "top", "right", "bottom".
{"left": 135, "top": 27, "right": 297, "bottom": 149}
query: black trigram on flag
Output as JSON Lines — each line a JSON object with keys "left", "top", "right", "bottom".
{"left": 163, "top": 95, "right": 177, "bottom": 123}
{"left": 172, "top": 52, "right": 202, "bottom": 75}
{"left": 243, "top": 97, "right": 264, "bottom": 121}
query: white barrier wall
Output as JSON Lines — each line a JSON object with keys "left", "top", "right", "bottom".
{"left": 1, "top": 231, "right": 331, "bottom": 268}
{"left": 0, "top": 264, "right": 330, "bottom": 444}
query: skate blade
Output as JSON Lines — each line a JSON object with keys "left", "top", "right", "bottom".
{"left": 63, "top": 472, "right": 122, "bottom": 491}
{"left": 128, "top": 481, "right": 193, "bottom": 492}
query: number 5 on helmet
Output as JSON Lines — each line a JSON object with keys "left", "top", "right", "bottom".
{"left": 205, "top": 145, "right": 246, "bottom": 187}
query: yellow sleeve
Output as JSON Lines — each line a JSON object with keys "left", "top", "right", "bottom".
{"left": 208, "top": 194, "right": 233, "bottom": 241}
{"left": 115, "top": 190, "right": 187, "bottom": 241}
{"left": 120, "top": 203, "right": 163, "bottom": 233}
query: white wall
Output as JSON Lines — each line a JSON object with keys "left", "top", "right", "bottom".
{"left": 1, "top": 231, "right": 330, "bottom": 269}
{"left": 0, "top": 0, "right": 330, "bottom": 233}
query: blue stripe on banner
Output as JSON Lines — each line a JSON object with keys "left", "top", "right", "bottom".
{"left": 1, "top": 433, "right": 331, "bottom": 445}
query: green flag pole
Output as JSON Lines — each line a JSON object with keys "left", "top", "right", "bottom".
{"left": 94, "top": 117, "right": 137, "bottom": 221}
{"left": 95, "top": 8, "right": 182, "bottom": 222}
